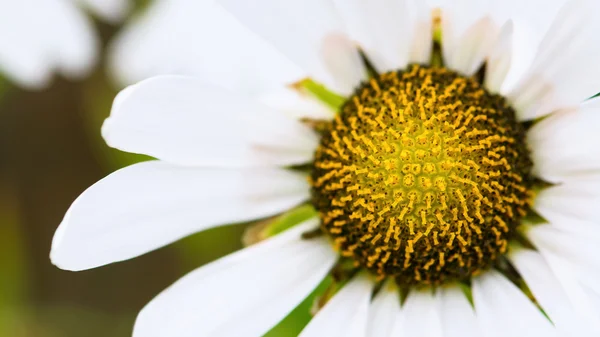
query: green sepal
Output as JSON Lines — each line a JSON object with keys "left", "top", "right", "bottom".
{"left": 265, "top": 204, "right": 318, "bottom": 238}
{"left": 457, "top": 282, "right": 474, "bottom": 305}
{"left": 299, "top": 79, "right": 346, "bottom": 111}
{"left": 433, "top": 25, "right": 442, "bottom": 44}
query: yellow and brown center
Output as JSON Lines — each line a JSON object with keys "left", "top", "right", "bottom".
{"left": 310, "top": 64, "right": 533, "bottom": 285}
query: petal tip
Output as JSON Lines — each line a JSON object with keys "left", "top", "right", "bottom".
{"left": 49, "top": 214, "right": 87, "bottom": 272}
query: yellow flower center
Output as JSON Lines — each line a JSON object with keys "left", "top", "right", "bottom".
{"left": 310, "top": 65, "right": 533, "bottom": 285}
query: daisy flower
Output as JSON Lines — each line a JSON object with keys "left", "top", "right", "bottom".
{"left": 0, "top": 0, "right": 130, "bottom": 89}
{"left": 51, "top": 0, "right": 600, "bottom": 336}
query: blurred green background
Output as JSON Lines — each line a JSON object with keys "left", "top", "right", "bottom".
{"left": 0, "top": 4, "right": 316, "bottom": 337}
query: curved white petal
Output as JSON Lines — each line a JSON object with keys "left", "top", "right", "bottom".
{"left": 259, "top": 87, "right": 335, "bottom": 121}
{"left": 299, "top": 273, "right": 372, "bottom": 337}
{"left": 472, "top": 270, "right": 557, "bottom": 337}
{"left": 401, "top": 290, "right": 443, "bottom": 337}
{"left": 367, "top": 281, "right": 401, "bottom": 337}
{"left": 409, "top": 0, "right": 435, "bottom": 64}
{"left": 485, "top": 21, "right": 513, "bottom": 93}
{"left": 444, "top": 14, "right": 496, "bottom": 76}
{"left": 332, "top": 0, "right": 431, "bottom": 73}
{"left": 527, "top": 225, "right": 600, "bottom": 278}
{"left": 533, "top": 175, "right": 600, "bottom": 224}
{"left": 528, "top": 235, "right": 600, "bottom": 334}
{"left": 441, "top": 0, "right": 566, "bottom": 91}
{"left": 50, "top": 161, "right": 310, "bottom": 271}
{"left": 437, "top": 286, "right": 481, "bottom": 337}
{"left": 389, "top": 305, "right": 405, "bottom": 336}
{"left": 0, "top": 0, "right": 97, "bottom": 88}
{"left": 528, "top": 97, "right": 600, "bottom": 183}
{"left": 535, "top": 209, "right": 600, "bottom": 244}
{"left": 510, "top": 248, "right": 585, "bottom": 334}
{"left": 134, "top": 219, "right": 337, "bottom": 337}
{"left": 103, "top": 76, "right": 319, "bottom": 167}
{"left": 509, "top": 0, "right": 600, "bottom": 121}
{"left": 76, "top": 0, "right": 130, "bottom": 22}
{"left": 498, "top": 0, "right": 567, "bottom": 93}
{"left": 219, "top": 0, "right": 367, "bottom": 96}
{"left": 109, "top": 0, "right": 303, "bottom": 94}
{"left": 441, "top": 0, "right": 504, "bottom": 76}
{"left": 320, "top": 34, "right": 367, "bottom": 95}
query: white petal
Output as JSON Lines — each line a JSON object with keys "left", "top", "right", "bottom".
{"left": 497, "top": 0, "right": 567, "bottom": 93}
{"left": 472, "top": 270, "right": 557, "bottom": 337}
{"left": 497, "top": 19, "right": 538, "bottom": 94}
{"left": 219, "top": 0, "right": 367, "bottom": 95}
{"left": 441, "top": 0, "right": 567, "bottom": 91}
{"left": 577, "top": 286, "right": 600, "bottom": 334}
{"left": 76, "top": 0, "right": 130, "bottom": 22}
{"left": 401, "top": 290, "right": 443, "bottom": 337}
{"left": 0, "top": 0, "right": 97, "bottom": 88}
{"left": 321, "top": 34, "right": 368, "bottom": 95}
{"left": 533, "top": 175, "right": 600, "bottom": 224}
{"left": 109, "top": 0, "right": 303, "bottom": 94}
{"left": 103, "top": 76, "right": 319, "bottom": 167}
{"left": 441, "top": 0, "right": 502, "bottom": 76}
{"left": 367, "top": 281, "right": 401, "bottom": 337}
{"left": 444, "top": 14, "right": 496, "bottom": 76}
{"left": 528, "top": 97, "right": 600, "bottom": 182}
{"left": 437, "top": 286, "right": 481, "bottom": 337}
{"left": 299, "top": 273, "right": 372, "bottom": 337}
{"left": 509, "top": 248, "right": 584, "bottom": 333}
{"left": 485, "top": 21, "right": 513, "bottom": 93}
{"left": 535, "top": 209, "right": 600, "bottom": 248}
{"left": 134, "top": 219, "right": 337, "bottom": 337}
{"left": 409, "top": 0, "right": 435, "bottom": 65}
{"left": 50, "top": 161, "right": 310, "bottom": 271}
{"left": 509, "top": 0, "right": 600, "bottom": 121}
{"left": 259, "top": 87, "right": 335, "bottom": 121}
{"left": 389, "top": 305, "right": 405, "bottom": 336}
{"left": 526, "top": 225, "right": 600, "bottom": 277}
{"left": 530, "top": 241, "right": 600, "bottom": 334}
{"left": 332, "top": 0, "right": 431, "bottom": 73}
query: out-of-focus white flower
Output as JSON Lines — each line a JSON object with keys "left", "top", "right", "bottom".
{"left": 0, "top": 0, "right": 130, "bottom": 89}
{"left": 76, "top": 0, "right": 131, "bottom": 23}
{"left": 51, "top": 0, "right": 600, "bottom": 336}
{"left": 108, "top": 0, "right": 303, "bottom": 95}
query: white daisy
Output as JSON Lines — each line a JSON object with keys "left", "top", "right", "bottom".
{"left": 0, "top": 0, "right": 130, "bottom": 89}
{"left": 51, "top": 0, "right": 600, "bottom": 336}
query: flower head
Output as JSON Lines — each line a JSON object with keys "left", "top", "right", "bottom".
{"left": 311, "top": 65, "right": 533, "bottom": 284}
{"left": 52, "top": 0, "right": 600, "bottom": 336}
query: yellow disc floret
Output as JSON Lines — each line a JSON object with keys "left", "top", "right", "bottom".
{"left": 310, "top": 65, "right": 533, "bottom": 285}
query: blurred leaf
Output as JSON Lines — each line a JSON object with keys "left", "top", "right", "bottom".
{"left": 0, "top": 188, "right": 28, "bottom": 305}
{"left": 0, "top": 75, "right": 11, "bottom": 102}
{"left": 0, "top": 305, "right": 133, "bottom": 337}
{"left": 175, "top": 223, "right": 247, "bottom": 270}
{"left": 132, "top": 0, "right": 153, "bottom": 12}
{"left": 0, "top": 186, "right": 28, "bottom": 336}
